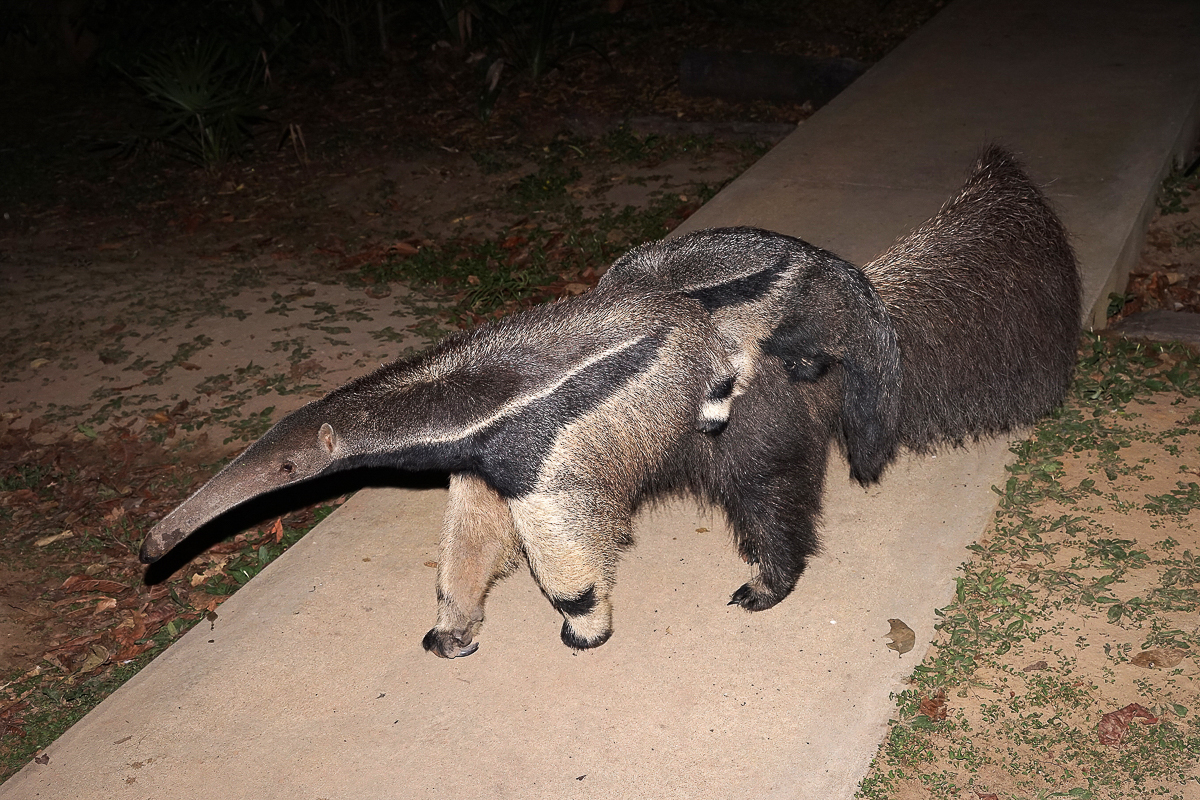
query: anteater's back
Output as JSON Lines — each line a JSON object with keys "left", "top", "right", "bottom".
{"left": 864, "top": 146, "right": 1081, "bottom": 451}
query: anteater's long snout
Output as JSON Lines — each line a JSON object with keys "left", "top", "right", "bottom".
{"left": 136, "top": 414, "right": 339, "bottom": 566}
{"left": 136, "top": 458, "right": 260, "bottom": 564}
{"left": 139, "top": 523, "right": 183, "bottom": 563}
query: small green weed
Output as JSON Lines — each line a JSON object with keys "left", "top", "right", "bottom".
{"left": 509, "top": 161, "right": 583, "bottom": 208}
{"left": 0, "top": 464, "right": 52, "bottom": 493}
{"left": 599, "top": 125, "right": 715, "bottom": 165}
{"left": 471, "top": 149, "right": 518, "bottom": 175}
{"left": 360, "top": 234, "right": 556, "bottom": 318}
{"left": 1158, "top": 164, "right": 1198, "bottom": 216}
{"left": 223, "top": 406, "right": 276, "bottom": 444}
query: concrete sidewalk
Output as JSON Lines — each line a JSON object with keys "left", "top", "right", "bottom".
{"left": 7, "top": 1, "right": 1200, "bottom": 798}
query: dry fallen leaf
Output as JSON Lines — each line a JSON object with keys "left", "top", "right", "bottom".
{"left": 93, "top": 597, "right": 118, "bottom": 614}
{"left": 1098, "top": 702, "right": 1158, "bottom": 748}
{"left": 0, "top": 700, "right": 29, "bottom": 742}
{"left": 44, "top": 632, "right": 106, "bottom": 656}
{"left": 113, "top": 610, "right": 148, "bottom": 647}
{"left": 919, "top": 689, "right": 947, "bottom": 721}
{"left": 886, "top": 619, "right": 915, "bottom": 656}
{"left": 61, "top": 576, "right": 129, "bottom": 594}
{"left": 53, "top": 593, "right": 111, "bottom": 610}
{"left": 1130, "top": 648, "right": 1185, "bottom": 669}
{"left": 115, "top": 642, "right": 153, "bottom": 662}
{"left": 195, "top": 594, "right": 226, "bottom": 614}
{"left": 387, "top": 241, "right": 419, "bottom": 256}
{"left": 34, "top": 530, "right": 74, "bottom": 547}
{"left": 63, "top": 644, "right": 112, "bottom": 681}
{"left": 190, "top": 555, "right": 232, "bottom": 586}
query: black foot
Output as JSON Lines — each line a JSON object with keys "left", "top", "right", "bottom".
{"left": 728, "top": 581, "right": 786, "bottom": 612}
{"left": 422, "top": 628, "right": 480, "bottom": 658}
{"left": 560, "top": 620, "right": 612, "bottom": 650}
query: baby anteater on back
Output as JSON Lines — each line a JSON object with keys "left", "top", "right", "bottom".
{"left": 603, "top": 145, "right": 1080, "bottom": 481}
{"left": 140, "top": 147, "right": 1080, "bottom": 657}
{"left": 598, "top": 145, "right": 1080, "bottom": 619}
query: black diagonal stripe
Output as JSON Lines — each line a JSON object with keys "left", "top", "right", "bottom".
{"left": 685, "top": 255, "right": 790, "bottom": 311}
{"left": 474, "top": 331, "right": 665, "bottom": 497}
{"left": 387, "top": 332, "right": 666, "bottom": 498}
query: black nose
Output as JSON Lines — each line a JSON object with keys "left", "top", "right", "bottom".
{"left": 138, "top": 533, "right": 175, "bottom": 564}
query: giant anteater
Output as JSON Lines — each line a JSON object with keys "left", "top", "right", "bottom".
{"left": 140, "top": 147, "right": 1080, "bottom": 657}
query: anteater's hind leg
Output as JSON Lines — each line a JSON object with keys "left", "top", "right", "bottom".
{"left": 423, "top": 473, "right": 522, "bottom": 658}
{"left": 507, "top": 493, "right": 630, "bottom": 650}
{"left": 715, "top": 381, "right": 835, "bottom": 611}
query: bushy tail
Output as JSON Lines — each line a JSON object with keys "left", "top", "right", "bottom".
{"left": 863, "top": 146, "right": 1081, "bottom": 451}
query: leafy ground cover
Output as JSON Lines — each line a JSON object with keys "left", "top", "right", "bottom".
{"left": 1109, "top": 166, "right": 1200, "bottom": 320}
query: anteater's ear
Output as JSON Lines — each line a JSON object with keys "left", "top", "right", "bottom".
{"left": 762, "top": 262, "right": 902, "bottom": 486}
{"left": 319, "top": 422, "right": 338, "bottom": 455}
{"left": 837, "top": 304, "right": 901, "bottom": 486}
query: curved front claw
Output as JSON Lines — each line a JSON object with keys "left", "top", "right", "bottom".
{"left": 422, "top": 628, "right": 480, "bottom": 659}
{"left": 728, "top": 579, "right": 788, "bottom": 612}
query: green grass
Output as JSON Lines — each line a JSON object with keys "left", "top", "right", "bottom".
{"left": 598, "top": 125, "right": 717, "bottom": 165}
{"left": 0, "top": 465, "right": 53, "bottom": 493}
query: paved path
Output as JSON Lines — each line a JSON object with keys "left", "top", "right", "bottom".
{"left": 6, "top": 0, "right": 1200, "bottom": 797}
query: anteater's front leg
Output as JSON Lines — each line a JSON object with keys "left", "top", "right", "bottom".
{"left": 423, "top": 473, "right": 521, "bottom": 658}
{"left": 508, "top": 493, "right": 629, "bottom": 651}
{"left": 716, "top": 382, "right": 832, "bottom": 612}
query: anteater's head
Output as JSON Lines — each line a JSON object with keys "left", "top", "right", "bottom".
{"left": 139, "top": 406, "right": 344, "bottom": 564}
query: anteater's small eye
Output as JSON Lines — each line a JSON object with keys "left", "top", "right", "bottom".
{"left": 280, "top": 462, "right": 295, "bottom": 474}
